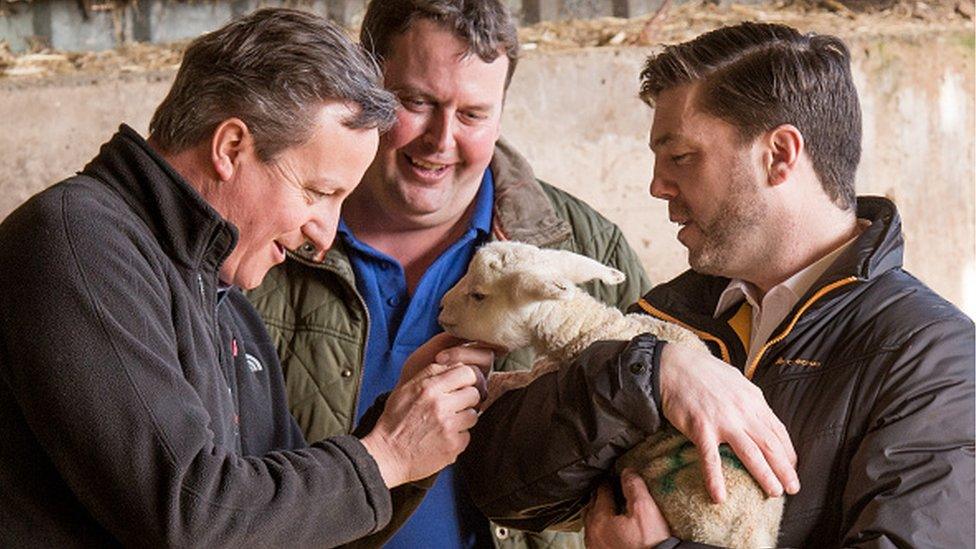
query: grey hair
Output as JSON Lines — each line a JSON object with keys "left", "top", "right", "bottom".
{"left": 360, "top": 0, "right": 519, "bottom": 88}
{"left": 150, "top": 8, "right": 397, "bottom": 161}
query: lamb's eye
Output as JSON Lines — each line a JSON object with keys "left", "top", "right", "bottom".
{"left": 469, "top": 292, "right": 486, "bottom": 302}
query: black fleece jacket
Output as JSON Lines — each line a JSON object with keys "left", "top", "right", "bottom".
{"left": 0, "top": 126, "right": 392, "bottom": 547}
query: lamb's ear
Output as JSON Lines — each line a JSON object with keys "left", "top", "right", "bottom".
{"left": 547, "top": 250, "right": 626, "bottom": 286}
{"left": 482, "top": 249, "right": 508, "bottom": 273}
{"left": 516, "top": 273, "right": 574, "bottom": 301}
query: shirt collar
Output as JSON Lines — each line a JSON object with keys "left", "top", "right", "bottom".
{"left": 469, "top": 167, "right": 495, "bottom": 237}
{"left": 714, "top": 279, "right": 760, "bottom": 319}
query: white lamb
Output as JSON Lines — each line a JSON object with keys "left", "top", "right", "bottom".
{"left": 439, "top": 241, "right": 784, "bottom": 549}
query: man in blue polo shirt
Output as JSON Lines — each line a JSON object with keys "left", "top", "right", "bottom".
{"left": 338, "top": 171, "right": 494, "bottom": 546}
{"left": 341, "top": 172, "right": 493, "bottom": 425}
{"left": 249, "top": 0, "right": 650, "bottom": 546}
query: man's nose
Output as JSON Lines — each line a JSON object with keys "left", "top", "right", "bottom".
{"left": 424, "top": 109, "right": 456, "bottom": 153}
{"left": 649, "top": 169, "right": 677, "bottom": 200}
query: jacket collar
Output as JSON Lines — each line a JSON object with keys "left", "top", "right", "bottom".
{"left": 820, "top": 195, "right": 903, "bottom": 283}
{"left": 80, "top": 125, "right": 237, "bottom": 274}
{"left": 489, "top": 138, "right": 572, "bottom": 247}
{"left": 643, "top": 196, "right": 905, "bottom": 317}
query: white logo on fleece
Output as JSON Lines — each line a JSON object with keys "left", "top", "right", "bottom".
{"left": 245, "top": 353, "right": 264, "bottom": 373}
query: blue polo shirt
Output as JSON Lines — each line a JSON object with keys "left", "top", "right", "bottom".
{"left": 338, "top": 169, "right": 495, "bottom": 548}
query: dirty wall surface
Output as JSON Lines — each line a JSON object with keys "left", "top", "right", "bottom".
{"left": 1, "top": 29, "right": 974, "bottom": 316}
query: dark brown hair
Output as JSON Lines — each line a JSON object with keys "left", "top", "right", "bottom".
{"left": 640, "top": 22, "right": 861, "bottom": 210}
{"left": 360, "top": 0, "right": 519, "bottom": 88}
{"left": 150, "top": 8, "right": 397, "bottom": 161}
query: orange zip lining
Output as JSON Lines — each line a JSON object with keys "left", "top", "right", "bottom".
{"left": 638, "top": 275, "right": 858, "bottom": 380}
{"left": 744, "top": 276, "right": 858, "bottom": 379}
{"left": 636, "top": 299, "right": 731, "bottom": 363}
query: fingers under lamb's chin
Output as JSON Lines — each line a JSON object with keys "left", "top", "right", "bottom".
{"left": 454, "top": 333, "right": 509, "bottom": 355}
{"left": 487, "top": 342, "right": 511, "bottom": 355}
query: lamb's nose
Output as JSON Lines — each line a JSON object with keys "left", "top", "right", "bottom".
{"left": 438, "top": 312, "right": 456, "bottom": 329}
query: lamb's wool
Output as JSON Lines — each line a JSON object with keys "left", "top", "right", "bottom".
{"left": 439, "top": 241, "right": 784, "bottom": 548}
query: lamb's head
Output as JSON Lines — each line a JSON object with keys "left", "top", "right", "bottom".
{"left": 439, "top": 241, "right": 625, "bottom": 352}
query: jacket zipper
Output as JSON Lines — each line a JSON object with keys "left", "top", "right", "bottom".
{"left": 347, "top": 283, "right": 369, "bottom": 433}
{"left": 744, "top": 276, "right": 858, "bottom": 379}
{"left": 198, "top": 272, "right": 240, "bottom": 446}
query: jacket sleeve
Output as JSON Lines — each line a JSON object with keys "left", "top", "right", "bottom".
{"left": 345, "top": 392, "right": 435, "bottom": 549}
{"left": 457, "top": 334, "right": 666, "bottom": 532}
{"left": 839, "top": 318, "right": 975, "bottom": 547}
{"left": 0, "top": 192, "right": 391, "bottom": 547}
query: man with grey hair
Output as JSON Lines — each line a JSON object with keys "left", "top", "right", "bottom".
{"left": 0, "top": 8, "right": 491, "bottom": 546}
{"left": 248, "top": 0, "right": 650, "bottom": 546}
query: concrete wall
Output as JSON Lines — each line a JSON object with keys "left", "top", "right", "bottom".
{"left": 0, "top": 0, "right": 335, "bottom": 52}
{"left": 0, "top": 0, "right": 671, "bottom": 52}
{"left": 1, "top": 30, "right": 973, "bottom": 316}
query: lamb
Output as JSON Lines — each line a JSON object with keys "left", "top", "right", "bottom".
{"left": 439, "top": 241, "right": 784, "bottom": 549}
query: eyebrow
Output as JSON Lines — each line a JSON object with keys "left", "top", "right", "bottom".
{"left": 392, "top": 85, "right": 430, "bottom": 99}
{"left": 650, "top": 133, "right": 674, "bottom": 151}
{"left": 306, "top": 178, "right": 339, "bottom": 190}
{"left": 393, "top": 85, "right": 496, "bottom": 113}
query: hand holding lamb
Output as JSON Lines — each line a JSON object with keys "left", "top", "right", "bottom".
{"left": 439, "top": 241, "right": 784, "bottom": 549}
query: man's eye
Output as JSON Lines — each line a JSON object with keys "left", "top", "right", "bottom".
{"left": 461, "top": 111, "right": 487, "bottom": 122}
{"left": 672, "top": 153, "right": 692, "bottom": 165}
{"left": 469, "top": 292, "right": 486, "bottom": 302}
{"left": 306, "top": 189, "right": 334, "bottom": 202}
{"left": 401, "top": 98, "right": 428, "bottom": 109}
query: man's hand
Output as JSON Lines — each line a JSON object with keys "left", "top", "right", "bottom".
{"left": 399, "top": 333, "right": 494, "bottom": 388}
{"left": 361, "top": 362, "right": 481, "bottom": 488}
{"left": 398, "top": 332, "right": 494, "bottom": 400}
{"left": 585, "top": 469, "right": 671, "bottom": 549}
{"left": 659, "top": 343, "right": 799, "bottom": 503}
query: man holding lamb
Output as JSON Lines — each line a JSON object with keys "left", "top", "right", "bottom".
{"left": 457, "top": 21, "right": 975, "bottom": 548}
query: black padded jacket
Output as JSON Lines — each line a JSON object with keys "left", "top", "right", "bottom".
{"left": 459, "top": 196, "right": 975, "bottom": 548}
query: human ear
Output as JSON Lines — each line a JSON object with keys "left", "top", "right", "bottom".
{"left": 765, "top": 124, "right": 804, "bottom": 186}
{"left": 210, "top": 118, "right": 252, "bottom": 182}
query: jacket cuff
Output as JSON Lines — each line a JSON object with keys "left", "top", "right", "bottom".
{"left": 615, "top": 333, "right": 665, "bottom": 434}
{"left": 352, "top": 392, "right": 390, "bottom": 438}
{"left": 650, "top": 340, "right": 665, "bottom": 422}
{"left": 330, "top": 435, "right": 393, "bottom": 534}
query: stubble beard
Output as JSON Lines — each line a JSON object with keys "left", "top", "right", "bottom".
{"left": 688, "top": 170, "right": 769, "bottom": 278}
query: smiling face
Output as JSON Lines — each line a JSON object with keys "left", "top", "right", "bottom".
{"left": 207, "top": 102, "right": 379, "bottom": 289}
{"left": 358, "top": 18, "right": 508, "bottom": 229}
{"left": 649, "top": 84, "right": 774, "bottom": 279}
